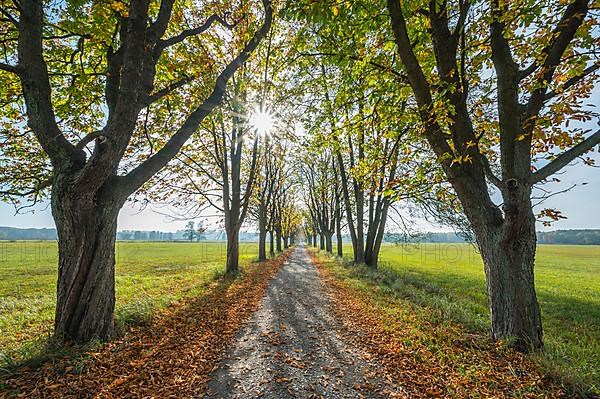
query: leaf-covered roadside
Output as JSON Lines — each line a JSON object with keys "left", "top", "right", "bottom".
{"left": 309, "top": 250, "right": 575, "bottom": 399}
{"left": 1, "top": 251, "right": 290, "bottom": 398}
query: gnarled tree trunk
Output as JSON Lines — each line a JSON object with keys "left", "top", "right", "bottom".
{"left": 52, "top": 178, "right": 123, "bottom": 343}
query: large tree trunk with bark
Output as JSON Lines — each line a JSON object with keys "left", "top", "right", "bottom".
{"left": 475, "top": 186, "right": 542, "bottom": 351}
{"left": 52, "top": 179, "right": 122, "bottom": 343}
{"left": 451, "top": 173, "right": 543, "bottom": 351}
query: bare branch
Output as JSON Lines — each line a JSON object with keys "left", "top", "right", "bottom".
{"left": 530, "top": 128, "right": 600, "bottom": 183}
{"left": 0, "top": 175, "right": 53, "bottom": 197}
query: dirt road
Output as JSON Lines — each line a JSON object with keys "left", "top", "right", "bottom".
{"left": 206, "top": 246, "right": 404, "bottom": 398}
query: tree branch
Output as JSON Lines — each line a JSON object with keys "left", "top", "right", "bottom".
{"left": 0, "top": 175, "right": 53, "bottom": 197}
{"left": 145, "top": 74, "right": 194, "bottom": 106}
{"left": 543, "top": 62, "right": 599, "bottom": 101}
{"left": 530, "top": 128, "right": 600, "bottom": 183}
{"left": 157, "top": 14, "right": 239, "bottom": 51}
{"left": 299, "top": 51, "right": 408, "bottom": 82}
{"left": 147, "top": 0, "right": 175, "bottom": 43}
{"left": 0, "top": 62, "right": 21, "bottom": 75}
{"left": 74, "top": 130, "right": 105, "bottom": 150}
{"left": 17, "top": 0, "right": 78, "bottom": 163}
{"left": 525, "top": 0, "right": 590, "bottom": 115}
{"left": 480, "top": 153, "right": 503, "bottom": 189}
{"left": 0, "top": 6, "right": 18, "bottom": 25}
{"left": 120, "top": 0, "right": 273, "bottom": 195}
{"left": 452, "top": 0, "right": 471, "bottom": 44}
{"left": 386, "top": 0, "right": 433, "bottom": 112}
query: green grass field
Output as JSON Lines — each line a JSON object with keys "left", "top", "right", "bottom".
{"left": 323, "top": 243, "right": 599, "bottom": 394}
{"left": 0, "top": 241, "right": 259, "bottom": 369}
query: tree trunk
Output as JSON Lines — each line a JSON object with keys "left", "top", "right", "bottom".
{"left": 319, "top": 234, "right": 325, "bottom": 250}
{"left": 365, "top": 233, "right": 382, "bottom": 269}
{"left": 335, "top": 202, "right": 343, "bottom": 258}
{"left": 53, "top": 182, "right": 121, "bottom": 343}
{"left": 312, "top": 234, "right": 317, "bottom": 247}
{"left": 276, "top": 228, "right": 282, "bottom": 252}
{"left": 283, "top": 236, "right": 289, "bottom": 249}
{"left": 325, "top": 233, "right": 333, "bottom": 253}
{"left": 269, "top": 230, "right": 275, "bottom": 256}
{"left": 225, "top": 227, "right": 240, "bottom": 274}
{"left": 475, "top": 190, "right": 542, "bottom": 352}
{"left": 258, "top": 214, "right": 267, "bottom": 262}
{"left": 354, "top": 192, "right": 365, "bottom": 264}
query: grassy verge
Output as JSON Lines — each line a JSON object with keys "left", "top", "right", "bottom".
{"left": 310, "top": 243, "right": 599, "bottom": 397}
{"left": 2, "top": 250, "right": 291, "bottom": 397}
{"left": 0, "top": 241, "right": 263, "bottom": 371}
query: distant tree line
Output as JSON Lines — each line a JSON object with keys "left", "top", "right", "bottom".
{"left": 0, "top": 227, "right": 58, "bottom": 240}
{"left": 0, "top": 226, "right": 263, "bottom": 242}
{"left": 117, "top": 230, "right": 176, "bottom": 241}
{"left": 537, "top": 230, "right": 600, "bottom": 245}
{"left": 2, "top": 226, "right": 599, "bottom": 245}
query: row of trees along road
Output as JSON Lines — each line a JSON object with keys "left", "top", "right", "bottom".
{"left": 1, "top": 0, "right": 598, "bottom": 356}
{"left": 143, "top": 12, "right": 303, "bottom": 273}
{"left": 286, "top": 0, "right": 599, "bottom": 353}
{"left": 0, "top": 0, "right": 273, "bottom": 343}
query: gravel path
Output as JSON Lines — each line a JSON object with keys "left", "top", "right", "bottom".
{"left": 205, "top": 246, "right": 405, "bottom": 399}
